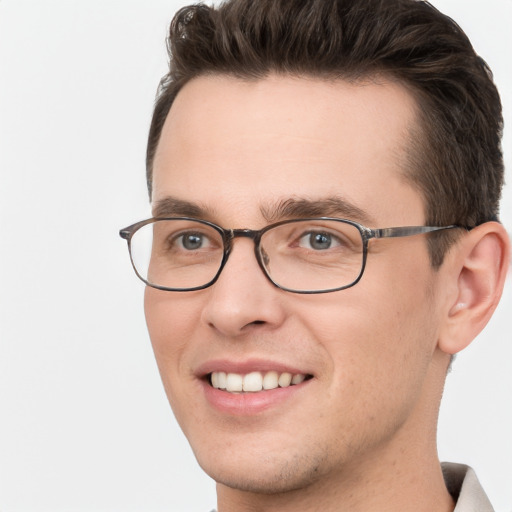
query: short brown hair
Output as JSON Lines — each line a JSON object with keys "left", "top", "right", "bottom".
{"left": 146, "top": 0, "right": 504, "bottom": 267}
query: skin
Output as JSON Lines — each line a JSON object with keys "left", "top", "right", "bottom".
{"left": 144, "top": 75, "right": 508, "bottom": 512}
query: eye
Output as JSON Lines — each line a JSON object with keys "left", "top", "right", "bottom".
{"left": 176, "top": 232, "right": 211, "bottom": 250}
{"left": 299, "top": 231, "right": 340, "bottom": 250}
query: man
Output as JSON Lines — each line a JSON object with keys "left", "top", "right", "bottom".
{"left": 120, "top": 0, "right": 510, "bottom": 510}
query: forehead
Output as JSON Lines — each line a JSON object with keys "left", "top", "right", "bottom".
{"left": 152, "top": 74, "right": 424, "bottom": 226}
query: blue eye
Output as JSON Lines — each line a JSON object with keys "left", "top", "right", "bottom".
{"left": 299, "top": 232, "right": 339, "bottom": 250}
{"left": 178, "top": 232, "right": 209, "bottom": 250}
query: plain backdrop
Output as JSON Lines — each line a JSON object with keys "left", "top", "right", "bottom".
{"left": 0, "top": 1, "right": 511, "bottom": 511}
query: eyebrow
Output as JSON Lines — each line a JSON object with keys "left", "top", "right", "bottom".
{"left": 260, "top": 196, "right": 375, "bottom": 225}
{"left": 153, "top": 196, "right": 215, "bottom": 219}
{"left": 153, "top": 195, "right": 375, "bottom": 226}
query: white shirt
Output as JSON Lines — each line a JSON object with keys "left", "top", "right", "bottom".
{"left": 443, "top": 462, "right": 494, "bottom": 512}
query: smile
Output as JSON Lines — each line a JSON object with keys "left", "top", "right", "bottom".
{"left": 210, "top": 370, "right": 310, "bottom": 393}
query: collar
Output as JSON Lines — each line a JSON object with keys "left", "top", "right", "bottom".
{"left": 442, "top": 462, "right": 494, "bottom": 511}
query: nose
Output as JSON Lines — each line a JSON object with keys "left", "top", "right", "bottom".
{"left": 200, "top": 238, "right": 287, "bottom": 338}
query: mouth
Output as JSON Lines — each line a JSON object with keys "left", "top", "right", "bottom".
{"left": 209, "top": 370, "right": 313, "bottom": 393}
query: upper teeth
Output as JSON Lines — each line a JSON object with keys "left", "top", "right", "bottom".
{"left": 211, "top": 371, "right": 306, "bottom": 393}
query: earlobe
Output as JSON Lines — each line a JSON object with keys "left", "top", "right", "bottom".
{"left": 438, "top": 222, "right": 510, "bottom": 355}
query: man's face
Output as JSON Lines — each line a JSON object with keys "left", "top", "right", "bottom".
{"left": 145, "top": 75, "right": 447, "bottom": 493}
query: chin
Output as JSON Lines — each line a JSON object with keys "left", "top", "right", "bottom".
{"left": 195, "top": 447, "right": 331, "bottom": 495}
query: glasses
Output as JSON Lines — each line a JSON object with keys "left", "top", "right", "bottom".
{"left": 119, "top": 217, "right": 461, "bottom": 294}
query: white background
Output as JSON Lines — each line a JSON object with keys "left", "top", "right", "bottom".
{"left": 0, "top": 1, "right": 510, "bottom": 511}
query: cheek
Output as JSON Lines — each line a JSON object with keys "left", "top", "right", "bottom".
{"left": 143, "top": 287, "right": 201, "bottom": 392}
{"left": 144, "top": 287, "right": 197, "bottom": 346}
{"left": 300, "top": 259, "right": 437, "bottom": 415}
{"left": 144, "top": 288, "right": 215, "bottom": 437}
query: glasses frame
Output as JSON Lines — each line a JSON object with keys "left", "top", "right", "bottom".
{"left": 120, "top": 217, "right": 463, "bottom": 294}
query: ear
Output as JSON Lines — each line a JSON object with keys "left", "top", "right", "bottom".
{"left": 438, "top": 222, "right": 510, "bottom": 355}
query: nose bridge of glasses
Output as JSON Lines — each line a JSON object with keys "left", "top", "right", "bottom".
{"left": 220, "top": 228, "right": 270, "bottom": 284}
{"left": 230, "top": 228, "right": 260, "bottom": 240}
{"left": 224, "top": 228, "right": 266, "bottom": 270}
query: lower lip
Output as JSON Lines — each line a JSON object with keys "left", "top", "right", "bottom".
{"left": 201, "top": 379, "right": 311, "bottom": 416}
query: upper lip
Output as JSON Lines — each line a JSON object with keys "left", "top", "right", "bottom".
{"left": 195, "top": 358, "right": 313, "bottom": 378}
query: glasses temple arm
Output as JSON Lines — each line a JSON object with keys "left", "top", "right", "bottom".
{"left": 371, "top": 225, "right": 461, "bottom": 239}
